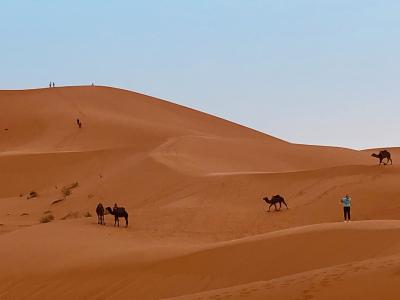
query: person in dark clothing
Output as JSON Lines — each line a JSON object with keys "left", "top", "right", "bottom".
{"left": 341, "top": 194, "right": 352, "bottom": 222}
{"left": 76, "top": 118, "right": 82, "bottom": 128}
{"left": 52, "top": 82, "right": 55, "bottom": 88}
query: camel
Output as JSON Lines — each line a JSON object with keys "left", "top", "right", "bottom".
{"left": 263, "top": 195, "right": 288, "bottom": 212}
{"left": 96, "top": 203, "right": 105, "bottom": 225}
{"left": 371, "top": 150, "right": 392, "bottom": 165}
{"left": 106, "top": 206, "right": 128, "bottom": 227}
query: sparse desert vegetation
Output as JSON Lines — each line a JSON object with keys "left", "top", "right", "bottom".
{"left": 52, "top": 198, "right": 64, "bottom": 205}
{"left": 39, "top": 214, "right": 55, "bottom": 223}
{"left": 61, "top": 182, "right": 79, "bottom": 198}
{"left": 27, "top": 191, "right": 38, "bottom": 199}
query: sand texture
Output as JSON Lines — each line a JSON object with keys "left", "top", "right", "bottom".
{"left": 0, "top": 86, "right": 399, "bottom": 299}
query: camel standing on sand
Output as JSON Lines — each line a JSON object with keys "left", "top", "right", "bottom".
{"left": 96, "top": 203, "right": 105, "bottom": 225}
{"left": 106, "top": 206, "right": 128, "bottom": 227}
{"left": 263, "top": 195, "right": 288, "bottom": 212}
{"left": 371, "top": 150, "right": 392, "bottom": 165}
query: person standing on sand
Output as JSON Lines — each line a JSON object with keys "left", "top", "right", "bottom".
{"left": 76, "top": 118, "right": 82, "bottom": 128}
{"left": 49, "top": 82, "right": 52, "bottom": 88}
{"left": 52, "top": 82, "right": 55, "bottom": 88}
{"left": 341, "top": 194, "right": 351, "bottom": 222}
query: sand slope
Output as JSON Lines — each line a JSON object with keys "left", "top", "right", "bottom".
{"left": 1, "top": 221, "right": 400, "bottom": 299}
{"left": 0, "top": 86, "right": 399, "bottom": 299}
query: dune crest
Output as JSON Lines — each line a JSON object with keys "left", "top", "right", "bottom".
{"left": 0, "top": 86, "right": 399, "bottom": 299}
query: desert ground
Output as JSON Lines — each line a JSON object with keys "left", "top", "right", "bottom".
{"left": 0, "top": 86, "right": 399, "bottom": 299}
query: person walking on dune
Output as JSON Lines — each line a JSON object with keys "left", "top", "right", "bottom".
{"left": 341, "top": 194, "right": 352, "bottom": 222}
{"left": 76, "top": 118, "right": 82, "bottom": 128}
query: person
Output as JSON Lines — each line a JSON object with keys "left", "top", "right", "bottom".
{"left": 49, "top": 82, "right": 52, "bottom": 88}
{"left": 341, "top": 194, "right": 351, "bottom": 222}
{"left": 52, "top": 82, "right": 55, "bottom": 88}
{"left": 113, "top": 203, "right": 118, "bottom": 214}
{"left": 76, "top": 118, "right": 82, "bottom": 128}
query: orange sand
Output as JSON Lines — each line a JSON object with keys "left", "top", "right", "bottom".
{"left": 0, "top": 86, "right": 399, "bottom": 299}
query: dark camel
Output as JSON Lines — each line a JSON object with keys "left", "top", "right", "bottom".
{"left": 371, "top": 150, "right": 392, "bottom": 165}
{"left": 96, "top": 203, "right": 105, "bottom": 225}
{"left": 263, "top": 195, "right": 288, "bottom": 212}
{"left": 106, "top": 206, "right": 128, "bottom": 227}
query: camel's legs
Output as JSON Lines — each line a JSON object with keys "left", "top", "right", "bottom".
{"left": 268, "top": 203, "right": 274, "bottom": 212}
{"left": 282, "top": 200, "right": 289, "bottom": 209}
{"left": 125, "top": 217, "right": 128, "bottom": 227}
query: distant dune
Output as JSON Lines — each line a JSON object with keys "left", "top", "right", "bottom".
{"left": 0, "top": 86, "right": 399, "bottom": 299}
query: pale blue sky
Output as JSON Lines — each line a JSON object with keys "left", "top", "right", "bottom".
{"left": 1, "top": 0, "right": 400, "bottom": 149}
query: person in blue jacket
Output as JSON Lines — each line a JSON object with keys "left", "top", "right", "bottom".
{"left": 341, "top": 194, "right": 352, "bottom": 222}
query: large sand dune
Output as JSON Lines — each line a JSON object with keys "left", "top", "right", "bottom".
{"left": 0, "top": 86, "right": 399, "bottom": 299}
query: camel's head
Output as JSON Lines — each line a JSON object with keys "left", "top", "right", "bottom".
{"left": 263, "top": 196, "right": 270, "bottom": 203}
{"left": 371, "top": 153, "right": 378, "bottom": 158}
{"left": 105, "top": 207, "right": 113, "bottom": 214}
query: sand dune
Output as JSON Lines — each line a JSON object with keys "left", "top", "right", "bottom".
{"left": 0, "top": 86, "right": 399, "bottom": 299}
{"left": 1, "top": 221, "right": 400, "bottom": 299}
{"left": 167, "top": 254, "right": 400, "bottom": 300}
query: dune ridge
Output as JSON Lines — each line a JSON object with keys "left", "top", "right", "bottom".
{"left": 0, "top": 86, "right": 399, "bottom": 299}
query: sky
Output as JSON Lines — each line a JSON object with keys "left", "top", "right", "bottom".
{"left": 1, "top": 0, "right": 400, "bottom": 149}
